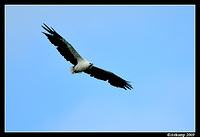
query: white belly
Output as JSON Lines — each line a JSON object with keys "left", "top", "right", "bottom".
{"left": 74, "top": 60, "right": 91, "bottom": 73}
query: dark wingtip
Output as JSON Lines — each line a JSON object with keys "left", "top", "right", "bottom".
{"left": 42, "top": 23, "right": 54, "bottom": 34}
{"left": 125, "top": 81, "right": 133, "bottom": 90}
{"left": 42, "top": 32, "right": 50, "bottom": 37}
{"left": 42, "top": 23, "right": 62, "bottom": 39}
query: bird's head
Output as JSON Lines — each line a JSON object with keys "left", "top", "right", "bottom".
{"left": 88, "top": 62, "right": 93, "bottom": 69}
{"left": 89, "top": 62, "right": 93, "bottom": 66}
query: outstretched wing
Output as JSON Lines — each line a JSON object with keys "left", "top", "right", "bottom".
{"left": 84, "top": 66, "right": 133, "bottom": 90}
{"left": 42, "top": 23, "right": 83, "bottom": 65}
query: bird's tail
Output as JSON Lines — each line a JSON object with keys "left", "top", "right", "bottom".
{"left": 70, "top": 67, "right": 75, "bottom": 74}
{"left": 70, "top": 67, "right": 81, "bottom": 74}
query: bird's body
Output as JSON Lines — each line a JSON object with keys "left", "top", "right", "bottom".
{"left": 42, "top": 23, "right": 133, "bottom": 90}
{"left": 70, "top": 59, "right": 92, "bottom": 74}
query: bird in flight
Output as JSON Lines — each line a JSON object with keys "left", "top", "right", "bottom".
{"left": 42, "top": 23, "right": 133, "bottom": 90}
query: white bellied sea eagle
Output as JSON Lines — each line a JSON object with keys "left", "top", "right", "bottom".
{"left": 42, "top": 23, "right": 133, "bottom": 90}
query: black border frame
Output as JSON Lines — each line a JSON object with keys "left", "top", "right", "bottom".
{"left": 1, "top": 0, "right": 198, "bottom": 136}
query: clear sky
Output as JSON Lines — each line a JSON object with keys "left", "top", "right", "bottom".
{"left": 5, "top": 5, "right": 195, "bottom": 132}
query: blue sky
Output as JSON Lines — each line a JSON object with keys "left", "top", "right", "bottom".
{"left": 5, "top": 5, "right": 195, "bottom": 132}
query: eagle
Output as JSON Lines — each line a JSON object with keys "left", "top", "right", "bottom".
{"left": 42, "top": 23, "right": 133, "bottom": 90}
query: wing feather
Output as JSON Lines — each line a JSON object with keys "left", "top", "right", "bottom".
{"left": 84, "top": 66, "right": 133, "bottom": 90}
{"left": 42, "top": 23, "right": 133, "bottom": 90}
{"left": 42, "top": 23, "right": 83, "bottom": 65}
